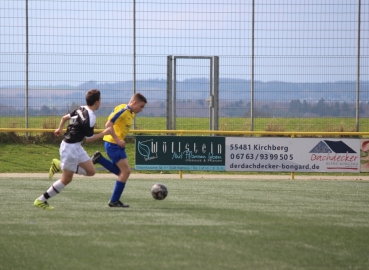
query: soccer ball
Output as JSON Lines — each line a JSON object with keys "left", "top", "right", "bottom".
{"left": 151, "top": 183, "right": 168, "bottom": 200}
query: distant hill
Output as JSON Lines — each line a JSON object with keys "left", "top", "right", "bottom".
{"left": 77, "top": 78, "right": 369, "bottom": 102}
{"left": 1, "top": 79, "right": 368, "bottom": 117}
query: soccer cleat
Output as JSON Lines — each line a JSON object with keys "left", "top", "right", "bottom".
{"left": 108, "top": 200, "right": 129, "bottom": 208}
{"left": 34, "top": 199, "right": 54, "bottom": 210}
{"left": 49, "top": 159, "right": 61, "bottom": 179}
{"left": 91, "top": 151, "right": 102, "bottom": 165}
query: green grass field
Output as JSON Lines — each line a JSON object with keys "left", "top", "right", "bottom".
{"left": 1, "top": 177, "right": 368, "bottom": 270}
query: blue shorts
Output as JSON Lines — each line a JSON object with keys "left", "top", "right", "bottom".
{"left": 104, "top": 142, "right": 127, "bottom": 164}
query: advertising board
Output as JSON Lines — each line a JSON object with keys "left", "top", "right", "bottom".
{"left": 226, "top": 137, "right": 360, "bottom": 172}
{"left": 135, "top": 136, "right": 225, "bottom": 171}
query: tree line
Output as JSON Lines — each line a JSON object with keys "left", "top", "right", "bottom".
{"left": 223, "top": 98, "right": 367, "bottom": 117}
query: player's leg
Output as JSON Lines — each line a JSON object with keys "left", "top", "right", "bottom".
{"left": 34, "top": 170, "right": 73, "bottom": 210}
{"left": 34, "top": 141, "right": 78, "bottom": 210}
{"left": 116, "top": 158, "right": 130, "bottom": 183}
{"left": 106, "top": 143, "right": 130, "bottom": 207}
{"left": 77, "top": 159, "right": 96, "bottom": 176}
{"left": 91, "top": 150, "right": 120, "bottom": 175}
{"left": 108, "top": 158, "right": 130, "bottom": 207}
{"left": 72, "top": 144, "right": 96, "bottom": 176}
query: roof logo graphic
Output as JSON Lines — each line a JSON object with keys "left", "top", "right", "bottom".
{"left": 309, "top": 140, "right": 356, "bottom": 154}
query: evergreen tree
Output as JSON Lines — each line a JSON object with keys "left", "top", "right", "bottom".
{"left": 288, "top": 100, "right": 302, "bottom": 116}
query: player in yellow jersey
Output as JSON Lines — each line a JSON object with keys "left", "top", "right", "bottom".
{"left": 91, "top": 93, "right": 147, "bottom": 207}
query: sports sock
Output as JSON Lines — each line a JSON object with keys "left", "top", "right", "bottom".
{"left": 38, "top": 179, "right": 65, "bottom": 201}
{"left": 98, "top": 155, "right": 120, "bottom": 175}
{"left": 110, "top": 181, "right": 126, "bottom": 202}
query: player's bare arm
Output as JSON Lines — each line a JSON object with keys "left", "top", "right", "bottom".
{"left": 54, "top": 114, "right": 71, "bottom": 137}
{"left": 105, "top": 120, "right": 125, "bottom": 148}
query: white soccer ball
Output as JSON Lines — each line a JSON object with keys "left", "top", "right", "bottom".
{"left": 151, "top": 183, "right": 168, "bottom": 200}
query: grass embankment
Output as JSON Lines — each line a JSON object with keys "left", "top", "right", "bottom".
{"left": 0, "top": 141, "right": 110, "bottom": 173}
{"left": 1, "top": 116, "right": 368, "bottom": 133}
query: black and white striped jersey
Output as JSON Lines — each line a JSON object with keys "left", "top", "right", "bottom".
{"left": 63, "top": 106, "right": 96, "bottom": 143}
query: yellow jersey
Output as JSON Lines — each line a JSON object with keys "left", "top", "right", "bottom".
{"left": 103, "top": 104, "right": 135, "bottom": 144}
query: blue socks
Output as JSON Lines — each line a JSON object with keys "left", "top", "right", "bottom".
{"left": 110, "top": 181, "right": 126, "bottom": 202}
{"left": 94, "top": 153, "right": 125, "bottom": 202}
{"left": 97, "top": 155, "right": 120, "bottom": 175}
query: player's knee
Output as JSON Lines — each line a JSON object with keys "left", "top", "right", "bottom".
{"left": 86, "top": 169, "right": 96, "bottom": 176}
{"left": 119, "top": 169, "right": 130, "bottom": 180}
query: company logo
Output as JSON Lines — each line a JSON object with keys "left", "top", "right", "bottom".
{"left": 309, "top": 140, "right": 356, "bottom": 154}
{"left": 137, "top": 139, "right": 158, "bottom": 161}
{"left": 309, "top": 140, "right": 358, "bottom": 170}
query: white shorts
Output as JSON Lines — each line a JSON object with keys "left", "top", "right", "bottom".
{"left": 59, "top": 141, "right": 90, "bottom": 172}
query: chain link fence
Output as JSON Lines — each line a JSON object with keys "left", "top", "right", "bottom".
{"left": 0, "top": 0, "right": 368, "bottom": 133}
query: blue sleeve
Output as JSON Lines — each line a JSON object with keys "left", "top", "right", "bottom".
{"left": 110, "top": 108, "right": 127, "bottom": 123}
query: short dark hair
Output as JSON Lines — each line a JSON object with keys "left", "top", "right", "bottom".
{"left": 133, "top": 93, "right": 147, "bottom": 104}
{"left": 85, "top": 89, "right": 101, "bottom": 106}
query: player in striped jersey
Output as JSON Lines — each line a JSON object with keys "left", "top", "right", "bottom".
{"left": 34, "top": 89, "right": 112, "bottom": 210}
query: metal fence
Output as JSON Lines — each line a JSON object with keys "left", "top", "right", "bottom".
{"left": 0, "top": 0, "right": 368, "bottom": 133}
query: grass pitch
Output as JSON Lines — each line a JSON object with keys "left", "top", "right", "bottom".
{"left": 1, "top": 177, "right": 368, "bottom": 270}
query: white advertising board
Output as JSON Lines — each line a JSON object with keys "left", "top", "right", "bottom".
{"left": 225, "top": 137, "right": 360, "bottom": 172}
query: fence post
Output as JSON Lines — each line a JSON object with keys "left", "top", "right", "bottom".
{"left": 25, "top": 0, "right": 29, "bottom": 139}
{"left": 167, "top": 56, "right": 173, "bottom": 130}
{"left": 132, "top": 0, "right": 137, "bottom": 129}
{"left": 250, "top": 0, "right": 255, "bottom": 132}
{"left": 356, "top": 0, "right": 361, "bottom": 132}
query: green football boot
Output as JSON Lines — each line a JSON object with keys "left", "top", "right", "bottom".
{"left": 34, "top": 199, "right": 54, "bottom": 210}
{"left": 49, "top": 159, "right": 61, "bottom": 179}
